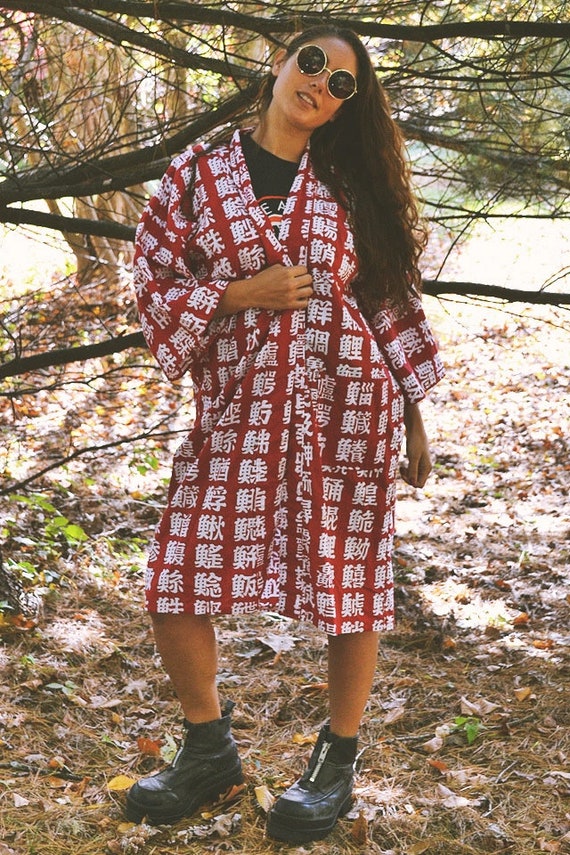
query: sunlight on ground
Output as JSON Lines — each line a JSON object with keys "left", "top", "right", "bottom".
{"left": 425, "top": 216, "right": 570, "bottom": 292}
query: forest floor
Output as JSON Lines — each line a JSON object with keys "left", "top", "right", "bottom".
{"left": 0, "top": 230, "right": 569, "bottom": 855}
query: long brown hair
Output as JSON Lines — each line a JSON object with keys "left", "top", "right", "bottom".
{"left": 258, "top": 25, "right": 426, "bottom": 313}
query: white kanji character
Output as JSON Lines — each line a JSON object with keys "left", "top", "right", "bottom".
{"left": 316, "top": 591, "right": 336, "bottom": 618}
{"left": 344, "top": 537, "right": 371, "bottom": 561}
{"left": 164, "top": 540, "right": 186, "bottom": 565}
{"left": 341, "top": 592, "right": 365, "bottom": 617}
{"left": 194, "top": 572, "right": 222, "bottom": 597}
{"left": 196, "top": 515, "right": 225, "bottom": 541}
{"left": 203, "top": 486, "right": 227, "bottom": 511}
{"left": 195, "top": 543, "right": 223, "bottom": 569}
{"left": 157, "top": 569, "right": 184, "bottom": 594}
{"left": 169, "top": 513, "right": 191, "bottom": 538}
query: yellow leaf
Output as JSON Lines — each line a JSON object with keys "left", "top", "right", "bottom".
{"left": 292, "top": 732, "right": 318, "bottom": 746}
{"left": 116, "top": 822, "right": 136, "bottom": 833}
{"left": 408, "top": 841, "right": 436, "bottom": 855}
{"left": 254, "top": 785, "right": 275, "bottom": 813}
{"left": 107, "top": 775, "right": 137, "bottom": 792}
{"left": 514, "top": 687, "right": 533, "bottom": 702}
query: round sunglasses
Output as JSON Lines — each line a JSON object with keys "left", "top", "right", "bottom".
{"left": 294, "top": 44, "right": 358, "bottom": 101}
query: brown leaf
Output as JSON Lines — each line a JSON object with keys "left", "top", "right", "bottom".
{"left": 514, "top": 687, "right": 533, "bottom": 702}
{"left": 538, "top": 840, "right": 560, "bottom": 852}
{"left": 408, "top": 841, "right": 437, "bottom": 855}
{"left": 350, "top": 810, "right": 368, "bottom": 844}
{"left": 300, "top": 681, "right": 328, "bottom": 694}
{"left": 137, "top": 736, "right": 162, "bottom": 757}
{"left": 427, "top": 758, "right": 449, "bottom": 774}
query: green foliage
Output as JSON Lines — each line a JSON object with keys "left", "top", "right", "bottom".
{"left": 10, "top": 493, "right": 88, "bottom": 545}
{"left": 454, "top": 715, "right": 483, "bottom": 744}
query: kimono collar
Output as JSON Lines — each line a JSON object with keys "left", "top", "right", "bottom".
{"left": 228, "top": 128, "right": 313, "bottom": 267}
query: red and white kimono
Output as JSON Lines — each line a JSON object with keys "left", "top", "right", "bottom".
{"left": 133, "top": 129, "right": 444, "bottom": 635}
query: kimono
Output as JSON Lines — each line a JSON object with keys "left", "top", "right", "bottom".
{"left": 133, "top": 129, "right": 444, "bottom": 635}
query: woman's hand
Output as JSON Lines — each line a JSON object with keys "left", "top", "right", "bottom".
{"left": 400, "top": 402, "right": 432, "bottom": 488}
{"left": 214, "top": 264, "right": 313, "bottom": 317}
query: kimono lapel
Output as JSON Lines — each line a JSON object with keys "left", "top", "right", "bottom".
{"left": 228, "top": 129, "right": 312, "bottom": 269}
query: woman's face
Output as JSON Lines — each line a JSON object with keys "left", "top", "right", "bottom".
{"left": 269, "top": 37, "right": 358, "bottom": 134}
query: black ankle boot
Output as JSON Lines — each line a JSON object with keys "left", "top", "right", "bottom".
{"left": 125, "top": 701, "right": 244, "bottom": 825}
{"left": 266, "top": 725, "right": 357, "bottom": 843}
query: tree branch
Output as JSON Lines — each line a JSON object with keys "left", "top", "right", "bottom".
{"left": 422, "top": 280, "right": 570, "bottom": 305}
{"left": 0, "top": 206, "right": 136, "bottom": 240}
{"left": 4, "top": 1, "right": 570, "bottom": 41}
{"left": 0, "top": 2, "right": 258, "bottom": 78}
{"left": 0, "top": 332, "right": 146, "bottom": 379}
{"left": 0, "top": 84, "right": 260, "bottom": 205}
{"left": 0, "top": 421, "right": 188, "bottom": 497}
{"left": 1, "top": 282, "right": 568, "bottom": 381}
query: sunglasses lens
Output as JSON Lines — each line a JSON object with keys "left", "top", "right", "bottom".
{"left": 296, "top": 44, "right": 326, "bottom": 75}
{"left": 328, "top": 69, "right": 357, "bottom": 100}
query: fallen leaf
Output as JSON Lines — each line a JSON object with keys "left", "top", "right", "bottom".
{"left": 12, "top": 793, "right": 30, "bottom": 807}
{"left": 421, "top": 736, "right": 444, "bottom": 753}
{"left": 292, "top": 732, "right": 318, "bottom": 746}
{"left": 46, "top": 776, "right": 68, "bottom": 789}
{"left": 538, "top": 840, "right": 560, "bottom": 852}
{"left": 137, "top": 737, "right": 162, "bottom": 757}
{"left": 514, "top": 687, "right": 533, "bottom": 702}
{"left": 408, "top": 841, "right": 437, "bottom": 855}
{"left": 436, "top": 784, "right": 477, "bottom": 809}
{"left": 116, "top": 822, "right": 137, "bottom": 833}
{"left": 300, "top": 681, "right": 328, "bottom": 694}
{"left": 383, "top": 706, "right": 406, "bottom": 725}
{"left": 350, "top": 810, "right": 368, "bottom": 844}
{"left": 257, "top": 632, "right": 298, "bottom": 654}
{"left": 447, "top": 769, "right": 488, "bottom": 787}
{"left": 533, "top": 638, "right": 554, "bottom": 650}
{"left": 107, "top": 774, "right": 137, "bottom": 792}
{"left": 254, "top": 784, "right": 275, "bottom": 813}
{"left": 460, "top": 696, "right": 500, "bottom": 716}
{"left": 427, "top": 758, "right": 449, "bottom": 773}
{"left": 202, "top": 781, "right": 245, "bottom": 815}
{"left": 513, "top": 612, "right": 530, "bottom": 626}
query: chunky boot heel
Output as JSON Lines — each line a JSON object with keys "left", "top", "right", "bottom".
{"left": 126, "top": 701, "right": 244, "bottom": 825}
{"left": 267, "top": 725, "right": 356, "bottom": 843}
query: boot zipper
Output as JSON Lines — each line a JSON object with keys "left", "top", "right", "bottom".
{"left": 308, "top": 740, "right": 331, "bottom": 783}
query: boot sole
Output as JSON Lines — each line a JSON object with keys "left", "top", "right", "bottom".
{"left": 266, "top": 792, "right": 353, "bottom": 843}
{"left": 125, "top": 773, "right": 245, "bottom": 825}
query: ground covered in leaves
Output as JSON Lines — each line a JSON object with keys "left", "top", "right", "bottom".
{"left": 0, "top": 292, "right": 569, "bottom": 855}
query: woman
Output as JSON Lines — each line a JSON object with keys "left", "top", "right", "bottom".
{"left": 128, "top": 25, "right": 444, "bottom": 843}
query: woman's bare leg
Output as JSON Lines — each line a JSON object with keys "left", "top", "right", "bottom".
{"left": 151, "top": 613, "right": 220, "bottom": 723}
{"left": 327, "top": 631, "right": 380, "bottom": 736}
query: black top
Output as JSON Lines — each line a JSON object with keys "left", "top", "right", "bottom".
{"left": 241, "top": 132, "right": 299, "bottom": 233}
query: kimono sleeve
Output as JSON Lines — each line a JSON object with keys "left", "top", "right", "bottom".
{"left": 371, "top": 295, "right": 445, "bottom": 403}
{"left": 133, "top": 150, "right": 228, "bottom": 380}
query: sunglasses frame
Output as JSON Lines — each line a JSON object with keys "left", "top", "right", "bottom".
{"left": 294, "top": 43, "right": 358, "bottom": 101}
